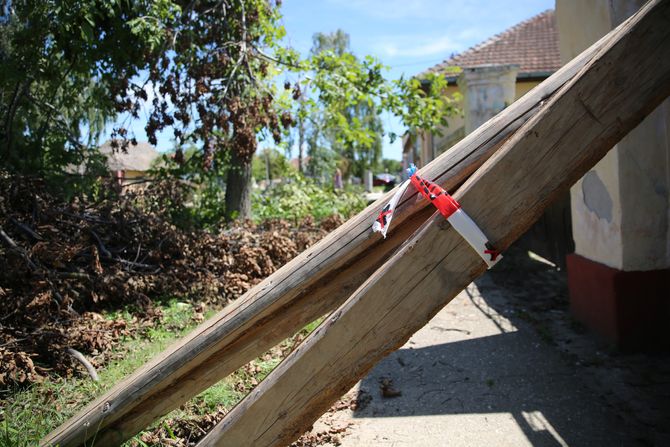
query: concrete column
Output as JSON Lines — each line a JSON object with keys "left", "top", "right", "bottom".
{"left": 457, "top": 64, "right": 519, "bottom": 134}
{"left": 364, "top": 170, "right": 373, "bottom": 193}
{"left": 557, "top": 0, "right": 670, "bottom": 350}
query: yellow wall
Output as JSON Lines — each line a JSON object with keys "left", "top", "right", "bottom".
{"left": 123, "top": 170, "right": 146, "bottom": 179}
{"left": 555, "top": 0, "right": 611, "bottom": 60}
{"left": 431, "top": 85, "right": 465, "bottom": 157}
{"left": 514, "top": 80, "right": 542, "bottom": 100}
{"left": 423, "top": 79, "right": 543, "bottom": 163}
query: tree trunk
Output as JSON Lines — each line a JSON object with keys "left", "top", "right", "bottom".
{"left": 224, "top": 151, "right": 252, "bottom": 220}
{"left": 298, "top": 114, "right": 305, "bottom": 173}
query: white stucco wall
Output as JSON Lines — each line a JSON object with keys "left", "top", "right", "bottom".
{"left": 457, "top": 65, "right": 519, "bottom": 135}
{"left": 617, "top": 103, "right": 670, "bottom": 270}
{"left": 557, "top": 0, "right": 670, "bottom": 271}
{"left": 570, "top": 153, "right": 624, "bottom": 269}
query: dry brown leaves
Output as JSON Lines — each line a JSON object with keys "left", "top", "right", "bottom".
{"left": 131, "top": 408, "right": 229, "bottom": 447}
{"left": 289, "top": 390, "right": 367, "bottom": 447}
{"left": 0, "top": 348, "right": 45, "bottom": 386}
{"left": 0, "top": 173, "right": 340, "bottom": 389}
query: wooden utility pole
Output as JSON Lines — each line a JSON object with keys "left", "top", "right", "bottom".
{"left": 44, "top": 21, "right": 615, "bottom": 447}
{"left": 199, "top": 0, "right": 670, "bottom": 445}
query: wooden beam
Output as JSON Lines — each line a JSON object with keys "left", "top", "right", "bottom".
{"left": 42, "top": 23, "right": 614, "bottom": 447}
{"left": 198, "top": 1, "right": 670, "bottom": 445}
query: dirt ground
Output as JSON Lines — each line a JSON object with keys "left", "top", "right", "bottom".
{"left": 308, "top": 248, "right": 670, "bottom": 447}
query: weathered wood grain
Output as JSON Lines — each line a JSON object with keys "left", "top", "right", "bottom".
{"left": 42, "top": 19, "right": 615, "bottom": 447}
{"left": 199, "top": 1, "right": 670, "bottom": 445}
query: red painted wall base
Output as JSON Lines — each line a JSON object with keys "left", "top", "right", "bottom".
{"left": 567, "top": 253, "right": 670, "bottom": 351}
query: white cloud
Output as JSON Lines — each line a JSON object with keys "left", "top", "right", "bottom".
{"left": 375, "top": 34, "right": 461, "bottom": 58}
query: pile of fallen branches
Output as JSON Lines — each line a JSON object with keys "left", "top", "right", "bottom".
{"left": 0, "top": 172, "right": 340, "bottom": 388}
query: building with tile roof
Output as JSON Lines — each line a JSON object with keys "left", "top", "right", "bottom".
{"left": 404, "top": 10, "right": 561, "bottom": 169}
{"left": 97, "top": 140, "right": 162, "bottom": 188}
{"left": 407, "top": 1, "right": 670, "bottom": 351}
{"left": 425, "top": 10, "right": 560, "bottom": 82}
{"left": 99, "top": 140, "right": 161, "bottom": 174}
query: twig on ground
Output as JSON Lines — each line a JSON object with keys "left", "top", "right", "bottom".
{"left": 56, "top": 272, "right": 92, "bottom": 281}
{"left": 133, "top": 242, "right": 142, "bottom": 264}
{"left": 89, "top": 229, "right": 112, "bottom": 259}
{"left": 10, "top": 217, "right": 43, "bottom": 241}
{"left": 59, "top": 210, "right": 118, "bottom": 226}
{"left": 116, "top": 258, "right": 159, "bottom": 272}
{"left": 0, "top": 226, "right": 38, "bottom": 270}
{"left": 66, "top": 348, "right": 99, "bottom": 382}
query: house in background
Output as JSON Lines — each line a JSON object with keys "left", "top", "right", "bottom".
{"left": 407, "top": 9, "right": 574, "bottom": 271}
{"left": 413, "top": 1, "right": 670, "bottom": 351}
{"left": 403, "top": 9, "right": 560, "bottom": 169}
{"left": 99, "top": 140, "right": 161, "bottom": 185}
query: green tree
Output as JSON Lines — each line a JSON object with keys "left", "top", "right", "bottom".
{"left": 252, "top": 147, "right": 294, "bottom": 182}
{"left": 304, "top": 29, "right": 383, "bottom": 180}
{"left": 0, "top": 0, "right": 165, "bottom": 174}
{"left": 1, "top": 0, "right": 291, "bottom": 219}
{"left": 382, "top": 158, "right": 403, "bottom": 174}
{"left": 0, "top": 2, "right": 457, "bottom": 222}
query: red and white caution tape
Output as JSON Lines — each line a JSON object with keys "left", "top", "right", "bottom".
{"left": 372, "top": 165, "right": 501, "bottom": 269}
{"left": 443, "top": 209, "right": 501, "bottom": 268}
{"left": 371, "top": 178, "right": 410, "bottom": 239}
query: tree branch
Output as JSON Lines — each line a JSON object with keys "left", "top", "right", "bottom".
{"left": 25, "top": 93, "right": 87, "bottom": 152}
{"left": 66, "top": 348, "right": 99, "bottom": 382}
{"left": 88, "top": 229, "right": 112, "bottom": 259}
{"left": 0, "top": 226, "right": 37, "bottom": 271}
{"left": 10, "top": 217, "right": 43, "bottom": 241}
{"left": 249, "top": 44, "right": 303, "bottom": 70}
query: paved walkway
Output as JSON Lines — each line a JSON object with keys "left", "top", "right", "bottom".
{"left": 310, "top": 252, "right": 670, "bottom": 446}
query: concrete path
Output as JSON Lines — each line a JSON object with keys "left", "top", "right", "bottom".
{"left": 308, "top": 253, "right": 670, "bottom": 446}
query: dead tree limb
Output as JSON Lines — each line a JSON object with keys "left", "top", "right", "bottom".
{"left": 66, "top": 348, "right": 100, "bottom": 382}
{"left": 88, "top": 230, "right": 112, "bottom": 259}
{"left": 10, "top": 217, "right": 43, "bottom": 241}
{"left": 0, "top": 226, "right": 37, "bottom": 271}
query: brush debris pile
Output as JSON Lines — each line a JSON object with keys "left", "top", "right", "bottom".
{"left": 0, "top": 172, "right": 340, "bottom": 388}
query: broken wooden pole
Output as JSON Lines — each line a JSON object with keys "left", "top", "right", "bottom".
{"left": 199, "top": 1, "right": 670, "bottom": 445}
{"left": 43, "top": 22, "right": 614, "bottom": 447}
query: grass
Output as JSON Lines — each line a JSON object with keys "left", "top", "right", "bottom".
{"left": 0, "top": 300, "right": 206, "bottom": 446}
{"left": 0, "top": 301, "right": 323, "bottom": 447}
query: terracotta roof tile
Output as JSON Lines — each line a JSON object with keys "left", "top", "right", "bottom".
{"left": 424, "top": 9, "right": 560, "bottom": 79}
{"left": 100, "top": 140, "right": 160, "bottom": 172}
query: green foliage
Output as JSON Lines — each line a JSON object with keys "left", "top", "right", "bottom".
{"left": 0, "top": 1, "right": 175, "bottom": 173}
{"left": 0, "top": 3, "right": 456, "bottom": 221}
{"left": 0, "top": 0, "right": 289, "bottom": 218}
{"left": 252, "top": 174, "right": 366, "bottom": 222}
{"left": 306, "top": 141, "right": 338, "bottom": 182}
{"left": 143, "top": 151, "right": 229, "bottom": 230}
{"left": 282, "top": 29, "right": 458, "bottom": 181}
{"left": 188, "top": 176, "right": 228, "bottom": 229}
{"left": 381, "top": 158, "right": 403, "bottom": 174}
{"left": 0, "top": 299, "right": 202, "bottom": 445}
{"left": 251, "top": 148, "right": 295, "bottom": 181}
{"left": 291, "top": 29, "right": 386, "bottom": 181}
{"left": 0, "top": 299, "right": 323, "bottom": 446}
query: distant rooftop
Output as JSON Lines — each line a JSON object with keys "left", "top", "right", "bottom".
{"left": 100, "top": 140, "right": 160, "bottom": 172}
{"left": 424, "top": 9, "right": 561, "bottom": 80}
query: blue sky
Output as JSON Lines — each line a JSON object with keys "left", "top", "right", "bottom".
{"left": 117, "top": 0, "right": 554, "bottom": 160}
{"left": 278, "top": 0, "right": 554, "bottom": 160}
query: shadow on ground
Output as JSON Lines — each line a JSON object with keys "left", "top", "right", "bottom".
{"left": 350, "top": 248, "right": 669, "bottom": 446}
